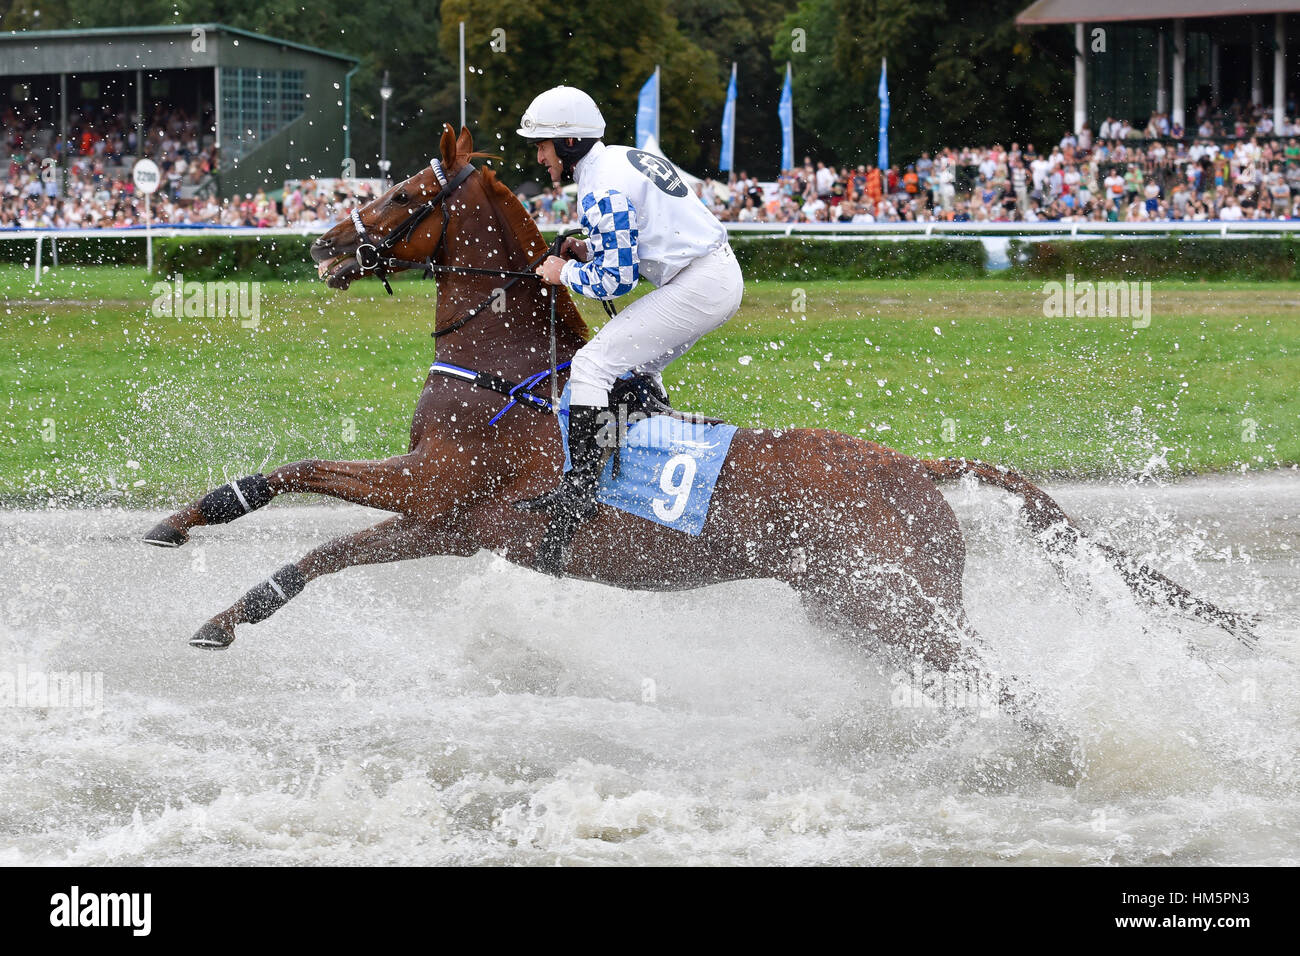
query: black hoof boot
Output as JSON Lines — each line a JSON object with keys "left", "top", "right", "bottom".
{"left": 190, "top": 620, "right": 235, "bottom": 650}
{"left": 142, "top": 521, "right": 189, "bottom": 548}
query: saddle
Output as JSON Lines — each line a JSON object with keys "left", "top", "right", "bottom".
{"left": 429, "top": 360, "right": 729, "bottom": 573}
{"left": 608, "top": 374, "right": 726, "bottom": 426}
{"left": 604, "top": 375, "right": 726, "bottom": 479}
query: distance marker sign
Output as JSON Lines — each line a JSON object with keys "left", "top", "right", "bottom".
{"left": 132, "top": 159, "right": 161, "bottom": 195}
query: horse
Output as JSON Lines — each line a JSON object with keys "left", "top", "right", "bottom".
{"left": 143, "top": 124, "right": 1257, "bottom": 715}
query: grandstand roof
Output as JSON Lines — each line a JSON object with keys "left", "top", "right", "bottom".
{"left": 1017, "top": 0, "right": 1300, "bottom": 24}
{"left": 0, "top": 24, "right": 359, "bottom": 75}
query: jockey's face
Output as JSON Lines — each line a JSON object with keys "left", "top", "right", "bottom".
{"left": 536, "top": 139, "right": 563, "bottom": 188}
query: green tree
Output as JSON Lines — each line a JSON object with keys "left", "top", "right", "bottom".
{"left": 670, "top": 0, "right": 789, "bottom": 175}
{"left": 2, "top": 0, "right": 1074, "bottom": 183}
{"left": 440, "top": 0, "right": 725, "bottom": 185}
{"left": 774, "top": 0, "right": 1071, "bottom": 170}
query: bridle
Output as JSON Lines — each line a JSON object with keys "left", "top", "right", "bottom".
{"left": 348, "top": 158, "right": 479, "bottom": 298}
{"left": 344, "top": 156, "right": 615, "bottom": 410}
{"left": 348, "top": 158, "right": 606, "bottom": 334}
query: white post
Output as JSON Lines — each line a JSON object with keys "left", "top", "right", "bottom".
{"left": 1251, "top": 20, "right": 1263, "bottom": 106}
{"left": 213, "top": 66, "right": 222, "bottom": 150}
{"left": 136, "top": 68, "right": 144, "bottom": 158}
{"left": 1157, "top": 28, "right": 1167, "bottom": 114}
{"left": 1275, "top": 13, "right": 1286, "bottom": 131}
{"left": 1074, "top": 22, "right": 1087, "bottom": 135}
{"left": 145, "top": 192, "right": 153, "bottom": 274}
{"left": 1211, "top": 42, "right": 1220, "bottom": 103}
{"left": 459, "top": 21, "right": 466, "bottom": 131}
{"left": 34, "top": 236, "right": 42, "bottom": 286}
{"left": 1173, "top": 18, "right": 1186, "bottom": 131}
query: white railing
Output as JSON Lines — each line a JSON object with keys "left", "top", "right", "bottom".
{"left": 0, "top": 226, "right": 328, "bottom": 285}
{"left": 4, "top": 219, "right": 1299, "bottom": 284}
{"left": 723, "top": 220, "right": 1300, "bottom": 236}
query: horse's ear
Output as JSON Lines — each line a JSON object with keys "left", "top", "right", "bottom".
{"left": 439, "top": 123, "right": 457, "bottom": 166}
{"left": 455, "top": 125, "right": 474, "bottom": 158}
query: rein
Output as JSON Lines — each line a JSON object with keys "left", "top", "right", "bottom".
{"left": 348, "top": 158, "right": 616, "bottom": 414}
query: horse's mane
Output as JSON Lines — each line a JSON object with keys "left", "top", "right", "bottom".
{"left": 475, "top": 162, "right": 591, "bottom": 344}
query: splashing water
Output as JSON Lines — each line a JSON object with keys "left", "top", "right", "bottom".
{"left": 0, "top": 472, "right": 1296, "bottom": 865}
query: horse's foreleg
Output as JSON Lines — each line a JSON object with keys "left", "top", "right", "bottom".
{"left": 143, "top": 452, "right": 443, "bottom": 547}
{"left": 189, "top": 513, "right": 464, "bottom": 648}
{"left": 142, "top": 472, "right": 275, "bottom": 547}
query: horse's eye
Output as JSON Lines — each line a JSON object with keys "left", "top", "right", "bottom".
{"left": 393, "top": 191, "right": 410, "bottom": 205}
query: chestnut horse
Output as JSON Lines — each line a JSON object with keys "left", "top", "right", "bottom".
{"left": 144, "top": 125, "right": 1255, "bottom": 710}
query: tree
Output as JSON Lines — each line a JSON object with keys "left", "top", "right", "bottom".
{"left": 439, "top": 0, "right": 725, "bottom": 185}
{"left": 2, "top": 0, "right": 1074, "bottom": 182}
{"left": 670, "top": 0, "right": 789, "bottom": 175}
{"left": 773, "top": 0, "right": 1071, "bottom": 169}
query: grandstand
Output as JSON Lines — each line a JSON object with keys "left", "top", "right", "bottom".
{"left": 0, "top": 24, "right": 359, "bottom": 201}
{"left": 1017, "top": 2, "right": 1299, "bottom": 134}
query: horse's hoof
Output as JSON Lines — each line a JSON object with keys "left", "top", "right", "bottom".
{"left": 143, "top": 521, "right": 188, "bottom": 548}
{"left": 190, "top": 621, "right": 235, "bottom": 650}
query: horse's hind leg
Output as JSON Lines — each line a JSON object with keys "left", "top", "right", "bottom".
{"left": 143, "top": 452, "right": 439, "bottom": 547}
{"left": 800, "top": 565, "right": 972, "bottom": 670}
{"left": 189, "top": 513, "right": 467, "bottom": 648}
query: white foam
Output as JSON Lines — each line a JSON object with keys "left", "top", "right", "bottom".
{"left": 1, "top": 472, "right": 1296, "bottom": 864}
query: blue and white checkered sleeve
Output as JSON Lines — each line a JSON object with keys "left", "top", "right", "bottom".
{"left": 561, "top": 189, "right": 639, "bottom": 300}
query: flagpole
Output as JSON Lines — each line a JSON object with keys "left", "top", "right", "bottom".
{"left": 459, "top": 21, "right": 466, "bottom": 130}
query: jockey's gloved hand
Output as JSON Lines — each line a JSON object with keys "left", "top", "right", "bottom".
{"left": 559, "top": 237, "right": 590, "bottom": 262}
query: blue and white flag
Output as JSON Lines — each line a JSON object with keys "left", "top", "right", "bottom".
{"left": 778, "top": 62, "right": 793, "bottom": 172}
{"left": 636, "top": 66, "right": 660, "bottom": 151}
{"left": 719, "top": 62, "right": 737, "bottom": 173}
{"left": 877, "top": 57, "right": 890, "bottom": 170}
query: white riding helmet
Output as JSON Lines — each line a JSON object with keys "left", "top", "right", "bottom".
{"left": 516, "top": 86, "right": 605, "bottom": 140}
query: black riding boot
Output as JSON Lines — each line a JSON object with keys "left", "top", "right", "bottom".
{"left": 513, "top": 404, "right": 607, "bottom": 522}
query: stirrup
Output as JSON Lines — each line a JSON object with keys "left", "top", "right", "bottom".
{"left": 513, "top": 479, "right": 597, "bottom": 520}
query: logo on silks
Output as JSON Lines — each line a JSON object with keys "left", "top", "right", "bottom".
{"left": 626, "top": 149, "right": 689, "bottom": 197}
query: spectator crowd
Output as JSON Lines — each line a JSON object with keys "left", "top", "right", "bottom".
{"left": 1, "top": 103, "right": 376, "bottom": 229}
{"left": 695, "top": 98, "right": 1300, "bottom": 224}
{"left": 4, "top": 96, "right": 1299, "bottom": 230}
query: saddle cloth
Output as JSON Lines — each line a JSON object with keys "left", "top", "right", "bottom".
{"left": 557, "top": 383, "right": 738, "bottom": 535}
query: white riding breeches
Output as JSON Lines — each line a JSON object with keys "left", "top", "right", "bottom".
{"left": 568, "top": 242, "right": 744, "bottom": 407}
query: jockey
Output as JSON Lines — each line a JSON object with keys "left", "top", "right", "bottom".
{"left": 513, "top": 85, "right": 744, "bottom": 525}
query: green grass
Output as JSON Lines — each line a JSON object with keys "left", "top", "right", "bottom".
{"left": 2, "top": 265, "right": 1296, "bottom": 504}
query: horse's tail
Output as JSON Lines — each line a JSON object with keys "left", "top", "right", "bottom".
{"left": 920, "top": 457, "right": 1258, "bottom": 646}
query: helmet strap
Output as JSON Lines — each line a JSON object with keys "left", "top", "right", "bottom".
{"left": 554, "top": 136, "right": 598, "bottom": 179}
